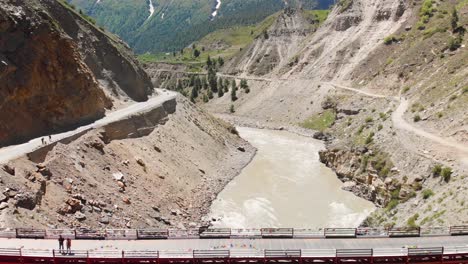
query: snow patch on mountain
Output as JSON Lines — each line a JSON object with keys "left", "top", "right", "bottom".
{"left": 147, "top": 0, "right": 155, "bottom": 21}
{"left": 211, "top": 0, "right": 222, "bottom": 19}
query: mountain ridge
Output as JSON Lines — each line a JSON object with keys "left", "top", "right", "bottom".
{"left": 67, "top": 0, "right": 335, "bottom": 53}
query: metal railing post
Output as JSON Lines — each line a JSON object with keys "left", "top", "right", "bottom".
{"left": 19, "top": 248, "right": 24, "bottom": 264}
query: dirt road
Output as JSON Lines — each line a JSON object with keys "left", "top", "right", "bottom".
{"left": 0, "top": 90, "right": 177, "bottom": 164}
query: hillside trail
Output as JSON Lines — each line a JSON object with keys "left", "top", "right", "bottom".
{"left": 0, "top": 90, "right": 177, "bottom": 164}
{"left": 218, "top": 74, "right": 468, "bottom": 165}
{"left": 326, "top": 83, "right": 468, "bottom": 166}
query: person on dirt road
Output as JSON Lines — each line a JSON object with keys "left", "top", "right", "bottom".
{"left": 58, "top": 235, "right": 64, "bottom": 253}
{"left": 66, "top": 238, "right": 72, "bottom": 254}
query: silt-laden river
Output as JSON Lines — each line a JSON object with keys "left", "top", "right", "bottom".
{"left": 209, "top": 127, "right": 375, "bottom": 228}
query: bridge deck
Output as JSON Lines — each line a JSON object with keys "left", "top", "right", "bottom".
{"left": 2, "top": 235, "right": 467, "bottom": 251}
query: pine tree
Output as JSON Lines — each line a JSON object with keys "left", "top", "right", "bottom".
{"left": 208, "top": 90, "right": 214, "bottom": 99}
{"left": 189, "top": 75, "right": 196, "bottom": 87}
{"left": 218, "top": 87, "right": 224, "bottom": 97}
{"left": 240, "top": 79, "right": 248, "bottom": 89}
{"left": 208, "top": 68, "right": 217, "bottom": 92}
{"left": 201, "top": 76, "right": 208, "bottom": 89}
{"left": 218, "top": 57, "right": 224, "bottom": 67}
{"left": 224, "top": 79, "right": 229, "bottom": 93}
{"left": 231, "top": 80, "right": 237, "bottom": 101}
{"left": 190, "top": 87, "right": 198, "bottom": 102}
{"left": 218, "top": 78, "right": 223, "bottom": 91}
{"left": 194, "top": 76, "right": 202, "bottom": 91}
{"left": 206, "top": 56, "right": 212, "bottom": 68}
{"left": 176, "top": 79, "right": 183, "bottom": 92}
{"left": 230, "top": 104, "right": 235, "bottom": 113}
{"left": 193, "top": 49, "right": 200, "bottom": 58}
{"left": 451, "top": 8, "right": 459, "bottom": 32}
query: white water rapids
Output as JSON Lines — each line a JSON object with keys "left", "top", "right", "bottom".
{"left": 208, "top": 127, "right": 375, "bottom": 228}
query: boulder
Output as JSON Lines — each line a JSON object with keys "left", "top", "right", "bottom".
{"left": 0, "top": 202, "right": 8, "bottom": 210}
{"left": 74, "top": 212, "right": 86, "bottom": 221}
{"left": 99, "top": 217, "right": 110, "bottom": 224}
{"left": 122, "top": 197, "right": 131, "bottom": 204}
{"left": 15, "top": 192, "right": 37, "bottom": 210}
{"left": 112, "top": 172, "right": 124, "bottom": 181}
{"left": 136, "top": 158, "right": 146, "bottom": 167}
{"left": 237, "top": 147, "right": 246, "bottom": 152}
{"left": 2, "top": 165, "right": 15, "bottom": 175}
{"left": 65, "top": 198, "right": 83, "bottom": 213}
{"left": 90, "top": 141, "right": 105, "bottom": 153}
{"left": 0, "top": 193, "right": 7, "bottom": 203}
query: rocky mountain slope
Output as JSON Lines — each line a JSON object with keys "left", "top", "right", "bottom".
{"left": 0, "top": 0, "right": 153, "bottom": 147}
{"left": 205, "top": 0, "right": 468, "bottom": 227}
{"left": 0, "top": 0, "right": 255, "bottom": 229}
{"left": 0, "top": 96, "right": 253, "bottom": 229}
{"left": 67, "top": 0, "right": 334, "bottom": 53}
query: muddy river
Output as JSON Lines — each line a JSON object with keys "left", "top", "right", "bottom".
{"left": 209, "top": 127, "right": 375, "bottom": 228}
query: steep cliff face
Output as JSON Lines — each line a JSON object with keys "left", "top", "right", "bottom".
{"left": 284, "top": 0, "right": 410, "bottom": 81}
{"left": 0, "top": 0, "right": 154, "bottom": 147}
{"left": 41, "top": 0, "right": 154, "bottom": 102}
{"left": 0, "top": 0, "right": 111, "bottom": 147}
{"left": 224, "top": 8, "right": 321, "bottom": 76}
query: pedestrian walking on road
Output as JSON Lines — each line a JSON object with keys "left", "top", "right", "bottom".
{"left": 66, "top": 238, "right": 72, "bottom": 254}
{"left": 58, "top": 235, "right": 64, "bottom": 253}
{"left": 41, "top": 138, "right": 45, "bottom": 145}
{"left": 49, "top": 135, "right": 52, "bottom": 141}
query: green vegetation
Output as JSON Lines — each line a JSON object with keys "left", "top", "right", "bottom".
{"left": 432, "top": 164, "right": 442, "bottom": 176}
{"left": 383, "top": 35, "right": 405, "bottom": 45}
{"left": 231, "top": 80, "right": 238, "bottom": 102}
{"left": 451, "top": 8, "right": 459, "bottom": 32}
{"left": 230, "top": 104, "right": 235, "bottom": 113}
{"left": 441, "top": 167, "right": 453, "bottom": 182}
{"left": 413, "top": 115, "right": 421, "bottom": 122}
{"left": 365, "top": 132, "right": 375, "bottom": 144}
{"left": 422, "top": 189, "right": 434, "bottom": 199}
{"left": 418, "top": 0, "right": 434, "bottom": 29}
{"left": 138, "top": 12, "right": 279, "bottom": 66}
{"left": 407, "top": 213, "right": 420, "bottom": 228}
{"left": 385, "top": 199, "right": 399, "bottom": 212}
{"left": 302, "top": 10, "right": 330, "bottom": 26}
{"left": 300, "top": 109, "right": 336, "bottom": 132}
{"left": 338, "top": 0, "right": 353, "bottom": 13}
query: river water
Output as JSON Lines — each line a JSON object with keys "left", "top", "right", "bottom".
{"left": 209, "top": 127, "right": 375, "bottom": 228}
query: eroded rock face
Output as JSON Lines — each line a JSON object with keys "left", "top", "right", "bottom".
{"left": 0, "top": 1, "right": 111, "bottom": 147}
{"left": 40, "top": 0, "right": 153, "bottom": 102}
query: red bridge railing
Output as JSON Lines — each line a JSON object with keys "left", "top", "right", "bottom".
{"left": 0, "top": 246, "right": 467, "bottom": 264}
{"left": 1, "top": 225, "right": 467, "bottom": 240}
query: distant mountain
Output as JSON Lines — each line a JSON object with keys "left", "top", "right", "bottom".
{"left": 67, "top": 0, "right": 335, "bottom": 53}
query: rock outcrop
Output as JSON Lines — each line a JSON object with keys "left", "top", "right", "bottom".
{"left": 0, "top": 0, "right": 111, "bottom": 147}
{"left": 0, "top": 0, "right": 154, "bottom": 147}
